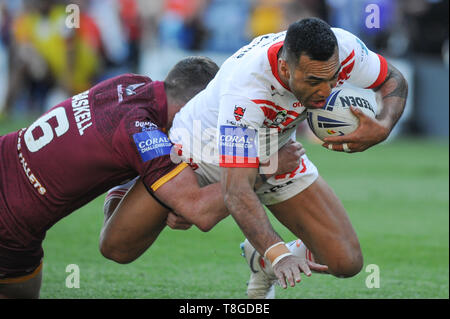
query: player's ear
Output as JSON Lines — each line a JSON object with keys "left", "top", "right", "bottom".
{"left": 279, "top": 58, "right": 290, "bottom": 79}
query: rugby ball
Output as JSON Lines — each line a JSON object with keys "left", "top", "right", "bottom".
{"left": 306, "top": 87, "right": 377, "bottom": 142}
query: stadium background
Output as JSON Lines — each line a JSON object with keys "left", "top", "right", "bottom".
{"left": 0, "top": 0, "right": 448, "bottom": 299}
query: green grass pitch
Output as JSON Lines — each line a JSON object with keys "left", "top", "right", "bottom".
{"left": 1, "top": 118, "right": 448, "bottom": 299}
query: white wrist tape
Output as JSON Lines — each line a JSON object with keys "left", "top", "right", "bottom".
{"left": 271, "top": 252, "right": 293, "bottom": 267}
{"left": 263, "top": 242, "right": 285, "bottom": 259}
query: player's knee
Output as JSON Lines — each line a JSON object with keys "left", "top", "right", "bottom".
{"left": 100, "top": 243, "right": 135, "bottom": 264}
{"left": 328, "top": 248, "right": 363, "bottom": 278}
{"left": 196, "top": 220, "right": 213, "bottom": 232}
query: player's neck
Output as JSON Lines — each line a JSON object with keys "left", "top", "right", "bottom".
{"left": 166, "top": 97, "right": 183, "bottom": 131}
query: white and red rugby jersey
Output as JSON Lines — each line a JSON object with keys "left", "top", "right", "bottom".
{"left": 169, "top": 28, "right": 388, "bottom": 168}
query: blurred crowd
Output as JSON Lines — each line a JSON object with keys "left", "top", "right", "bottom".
{"left": 0, "top": 0, "right": 448, "bottom": 117}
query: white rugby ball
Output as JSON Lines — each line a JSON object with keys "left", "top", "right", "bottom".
{"left": 306, "top": 87, "right": 377, "bottom": 142}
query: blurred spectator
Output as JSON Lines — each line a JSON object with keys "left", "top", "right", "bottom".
{"left": 0, "top": 1, "right": 12, "bottom": 46}
{"left": 399, "top": 0, "right": 449, "bottom": 56}
{"left": 0, "top": 1, "right": 11, "bottom": 116}
{"left": 282, "top": 0, "right": 328, "bottom": 27}
{"left": 248, "top": 0, "right": 286, "bottom": 37}
{"left": 136, "top": 0, "right": 164, "bottom": 49}
{"left": 158, "top": 0, "right": 208, "bottom": 51}
{"left": 248, "top": 0, "right": 328, "bottom": 38}
{"left": 202, "top": 0, "right": 250, "bottom": 53}
{"left": 2, "top": 0, "right": 104, "bottom": 116}
{"left": 84, "top": 0, "right": 130, "bottom": 77}
{"left": 118, "top": 0, "right": 142, "bottom": 71}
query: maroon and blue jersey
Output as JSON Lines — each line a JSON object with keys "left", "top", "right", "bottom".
{"left": 0, "top": 74, "right": 186, "bottom": 249}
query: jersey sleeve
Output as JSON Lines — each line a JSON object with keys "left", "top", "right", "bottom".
{"left": 217, "top": 94, "right": 267, "bottom": 168}
{"left": 113, "top": 114, "right": 188, "bottom": 194}
{"left": 334, "top": 28, "right": 388, "bottom": 89}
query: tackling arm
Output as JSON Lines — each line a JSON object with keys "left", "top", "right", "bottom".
{"left": 154, "top": 167, "right": 229, "bottom": 232}
{"left": 100, "top": 168, "right": 230, "bottom": 264}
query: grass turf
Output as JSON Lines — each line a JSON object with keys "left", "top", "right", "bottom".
{"left": 1, "top": 118, "right": 448, "bottom": 299}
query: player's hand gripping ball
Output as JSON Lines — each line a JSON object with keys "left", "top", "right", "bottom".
{"left": 306, "top": 87, "right": 377, "bottom": 142}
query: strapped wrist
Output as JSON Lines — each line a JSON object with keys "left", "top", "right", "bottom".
{"left": 264, "top": 241, "right": 291, "bottom": 264}
{"left": 271, "top": 252, "right": 293, "bottom": 267}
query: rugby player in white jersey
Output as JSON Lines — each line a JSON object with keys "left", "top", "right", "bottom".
{"left": 102, "top": 17, "right": 407, "bottom": 298}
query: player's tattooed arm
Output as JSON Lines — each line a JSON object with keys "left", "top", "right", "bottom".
{"left": 322, "top": 62, "right": 408, "bottom": 153}
{"left": 373, "top": 62, "right": 408, "bottom": 137}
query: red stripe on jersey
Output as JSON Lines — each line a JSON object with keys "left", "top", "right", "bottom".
{"left": 338, "top": 60, "right": 355, "bottom": 83}
{"left": 260, "top": 106, "right": 278, "bottom": 120}
{"left": 253, "top": 99, "right": 300, "bottom": 117}
{"left": 366, "top": 54, "right": 388, "bottom": 89}
{"left": 336, "top": 50, "right": 356, "bottom": 85}
{"left": 341, "top": 50, "right": 355, "bottom": 66}
{"left": 280, "top": 116, "right": 296, "bottom": 128}
{"left": 267, "top": 41, "right": 291, "bottom": 91}
{"left": 253, "top": 99, "right": 284, "bottom": 111}
{"left": 219, "top": 155, "right": 259, "bottom": 168}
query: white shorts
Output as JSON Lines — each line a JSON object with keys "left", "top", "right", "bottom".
{"left": 190, "top": 154, "right": 319, "bottom": 206}
{"left": 104, "top": 177, "right": 139, "bottom": 205}
{"left": 105, "top": 158, "right": 319, "bottom": 207}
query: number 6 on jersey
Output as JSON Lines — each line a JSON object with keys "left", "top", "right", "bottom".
{"left": 24, "top": 107, "right": 70, "bottom": 152}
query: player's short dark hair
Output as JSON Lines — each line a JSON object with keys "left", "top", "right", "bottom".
{"left": 165, "top": 56, "right": 219, "bottom": 104}
{"left": 283, "top": 17, "right": 337, "bottom": 65}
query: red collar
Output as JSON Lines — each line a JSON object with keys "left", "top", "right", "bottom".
{"left": 267, "top": 41, "right": 290, "bottom": 91}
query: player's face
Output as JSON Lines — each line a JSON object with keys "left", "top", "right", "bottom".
{"left": 288, "top": 50, "right": 340, "bottom": 109}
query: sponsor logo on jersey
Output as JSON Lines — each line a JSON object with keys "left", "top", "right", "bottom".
{"left": 226, "top": 119, "right": 247, "bottom": 128}
{"left": 133, "top": 130, "right": 172, "bottom": 162}
{"left": 219, "top": 125, "right": 258, "bottom": 166}
{"left": 117, "top": 84, "right": 123, "bottom": 102}
{"left": 233, "top": 106, "right": 246, "bottom": 121}
{"left": 71, "top": 90, "right": 93, "bottom": 136}
{"left": 135, "top": 121, "right": 158, "bottom": 131}
{"left": 16, "top": 129, "right": 47, "bottom": 195}
{"left": 117, "top": 83, "right": 145, "bottom": 102}
{"left": 272, "top": 110, "right": 287, "bottom": 125}
{"left": 125, "top": 83, "right": 145, "bottom": 96}
{"left": 252, "top": 99, "right": 304, "bottom": 133}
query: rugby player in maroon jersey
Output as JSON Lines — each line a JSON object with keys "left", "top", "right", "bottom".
{"left": 0, "top": 57, "right": 224, "bottom": 298}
